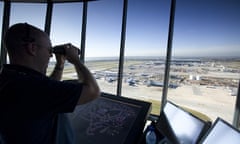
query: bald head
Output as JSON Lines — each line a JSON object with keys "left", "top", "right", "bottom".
{"left": 4, "top": 23, "right": 52, "bottom": 74}
{"left": 4, "top": 23, "right": 48, "bottom": 56}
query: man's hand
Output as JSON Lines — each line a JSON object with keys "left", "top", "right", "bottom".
{"left": 55, "top": 53, "right": 66, "bottom": 69}
{"left": 64, "top": 44, "right": 80, "bottom": 65}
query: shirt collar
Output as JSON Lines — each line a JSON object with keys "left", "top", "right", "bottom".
{"left": 2, "top": 64, "right": 44, "bottom": 77}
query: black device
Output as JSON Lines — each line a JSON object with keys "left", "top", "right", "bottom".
{"left": 52, "top": 43, "right": 81, "bottom": 55}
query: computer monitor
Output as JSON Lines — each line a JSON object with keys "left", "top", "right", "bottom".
{"left": 67, "top": 92, "right": 152, "bottom": 144}
{"left": 200, "top": 117, "right": 240, "bottom": 144}
{"left": 162, "top": 101, "right": 210, "bottom": 144}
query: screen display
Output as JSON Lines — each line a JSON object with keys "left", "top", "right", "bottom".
{"left": 66, "top": 92, "right": 151, "bottom": 144}
{"left": 163, "top": 101, "right": 206, "bottom": 144}
{"left": 201, "top": 118, "right": 240, "bottom": 144}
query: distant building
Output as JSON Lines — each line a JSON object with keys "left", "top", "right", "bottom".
{"left": 189, "top": 75, "right": 201, "bottom": 80}
{"left": 196, "top": 75, "right": 201, "bottom": 81}
{"left": 189, "top": 75, "right": 194, "bottom": 80}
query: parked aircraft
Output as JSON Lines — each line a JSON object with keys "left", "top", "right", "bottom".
{"left": 147, "top": 80, "right": 178, "bottom": 88}
{"left": 147, "top": 80, "right": 164, "bottom": 87}
{"left": 105, "top": 76, "right": 117, "bottom": 83}
{"left": 126, "top": 78, "right": 137, "bottom": 86}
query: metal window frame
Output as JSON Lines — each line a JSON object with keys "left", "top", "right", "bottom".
{"left": 116, "top": 0, "right": 128, "bottom": 96}
{"left": 0, "top": 1, "right": 10, "bottom": 67}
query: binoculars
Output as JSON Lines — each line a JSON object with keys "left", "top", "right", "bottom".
{"left": 52, "top": 43, "right": 81, "bottom": 55}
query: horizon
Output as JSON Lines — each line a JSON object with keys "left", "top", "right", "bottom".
{"left": 84, "top": 55, "right": 240, "bottom": 59}
{"left": 47, "top": 55, "right": 240, "bottom": 63}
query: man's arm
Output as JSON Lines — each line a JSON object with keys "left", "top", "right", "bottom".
{"left": 73, "top": 60, "right": 100, "bottom": 105}
{"left": 65, "top": 44, "right": 100, "bottom": 105}
{"left": 49, "top": 58, "right": 64, "bottom": 81}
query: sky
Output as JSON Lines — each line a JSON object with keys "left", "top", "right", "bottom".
{"left": 0, "top": 0, "right": 240, "bottom": 58}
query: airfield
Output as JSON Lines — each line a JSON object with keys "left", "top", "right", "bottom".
{"left": 48, "top": 57, "right": 240, "bottom": 123}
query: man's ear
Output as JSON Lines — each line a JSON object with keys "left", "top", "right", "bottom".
{"left": 25, "top": 43, "right": 37, "bottom": 56}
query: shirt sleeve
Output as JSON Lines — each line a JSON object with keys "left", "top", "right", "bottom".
{"left": 44, "top": 79, "right": 83, "bottom": 113}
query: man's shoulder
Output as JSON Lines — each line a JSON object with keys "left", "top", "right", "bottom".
{"left": 2, "top": 64, "right": 45, "bottom": 76}
{"left": 0, "top": 64, "right": 50, "bottom": 83}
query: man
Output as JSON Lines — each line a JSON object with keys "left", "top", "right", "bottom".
{"left": 0, "top": 23, "right": 100, "bottom": 144}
